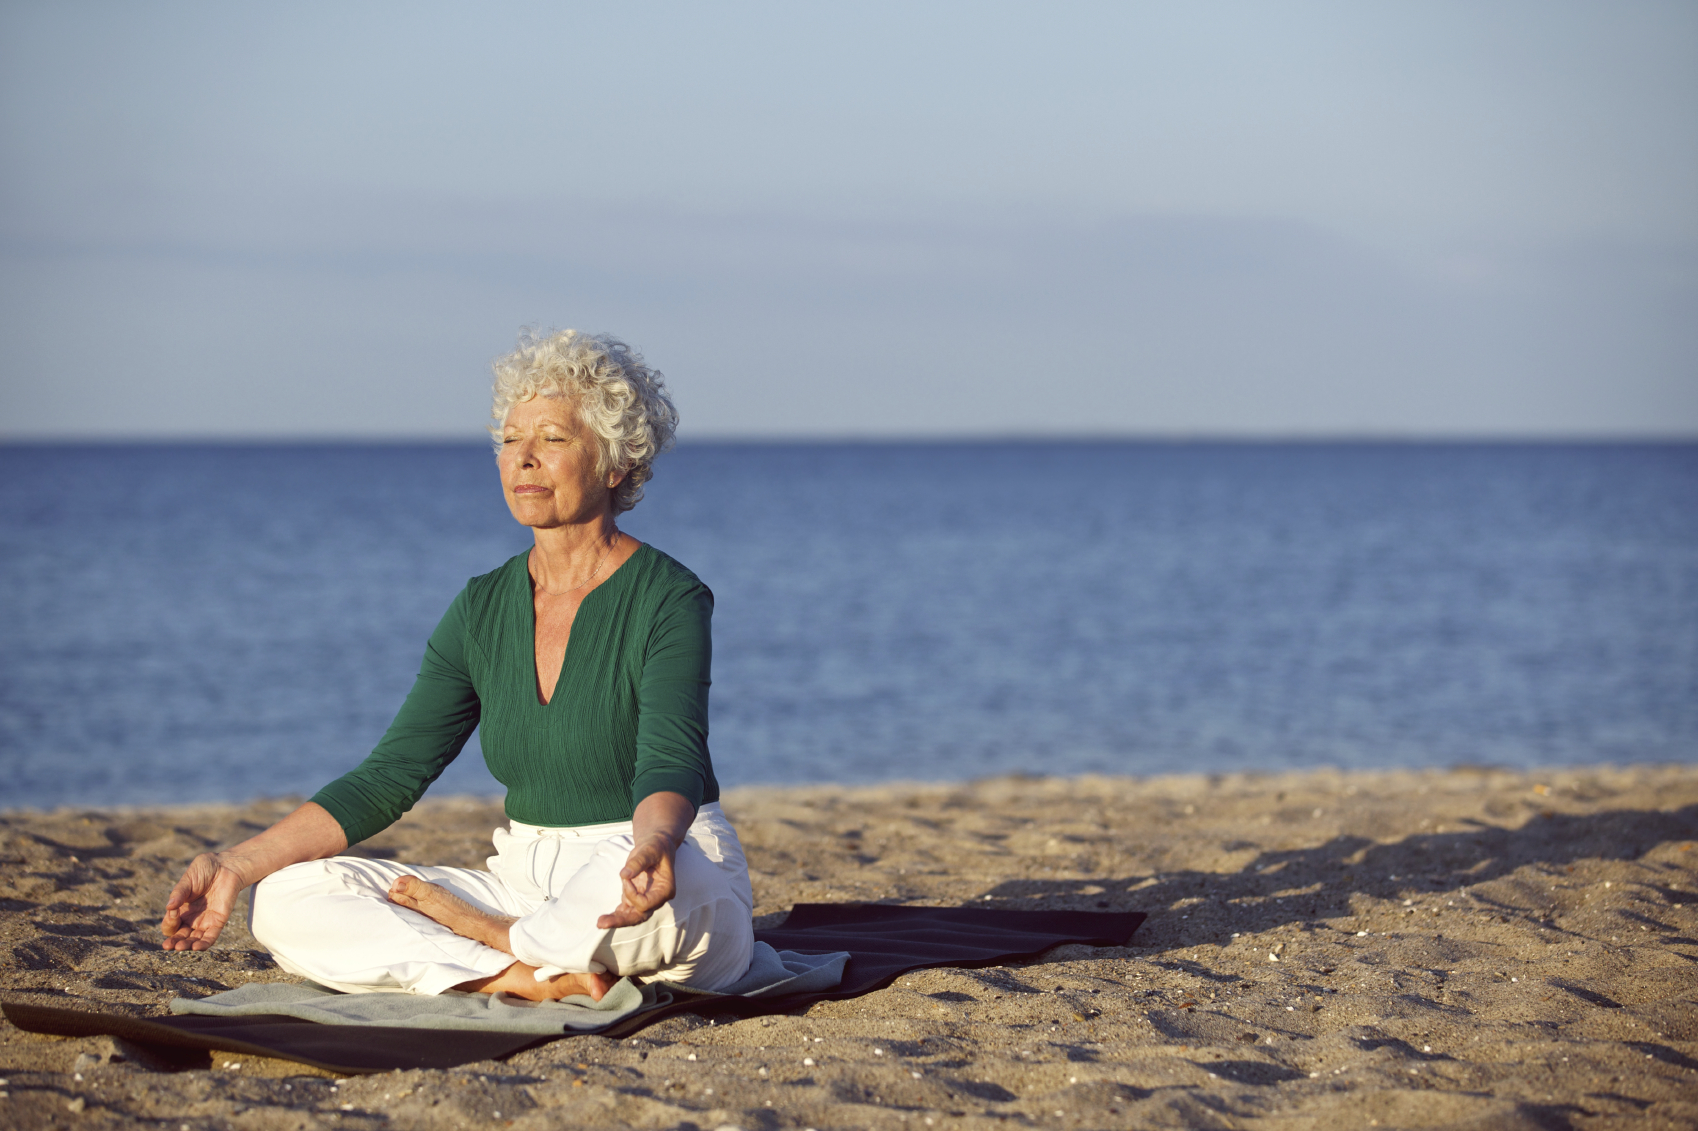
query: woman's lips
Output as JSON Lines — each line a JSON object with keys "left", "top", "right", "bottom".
{"left": 512, "top": 484, "right": 550, "bottom": 495}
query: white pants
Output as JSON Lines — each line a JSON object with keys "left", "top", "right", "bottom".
{"left": 249, "top": 802, "right": 755, "bottom": 995}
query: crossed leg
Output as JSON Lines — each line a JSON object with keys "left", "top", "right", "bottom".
{"left": 254, "top": 822, "right": 752, "bottom": 999}
{"left": 387, "top": 876, "right": 615, "bottom": 1002}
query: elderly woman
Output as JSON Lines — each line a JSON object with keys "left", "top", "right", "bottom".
{"left": 159, "top": 331, "right": 753, "bottom": 1000}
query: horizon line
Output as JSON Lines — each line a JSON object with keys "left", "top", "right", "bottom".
{"left": 2, "top": 431, "right": 1696, "bottom": 447}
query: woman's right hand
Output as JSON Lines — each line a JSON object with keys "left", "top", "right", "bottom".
{"left": 157, "top": 801, "right": 349, "bottom": 952}
{"left": 160, "top": 851, "right": 250, "bottom": 951}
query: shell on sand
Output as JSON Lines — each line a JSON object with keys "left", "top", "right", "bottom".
{"left": 2, "top": 765, "right": 1696, "bottom": 1129}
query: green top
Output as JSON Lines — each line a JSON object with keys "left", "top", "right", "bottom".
{"left": 312, "top": 543, "right": 720, "bottom": 845}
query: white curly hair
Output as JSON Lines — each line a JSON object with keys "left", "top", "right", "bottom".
{"left": 489, "top": 329, "right": 679, "bottom": 514}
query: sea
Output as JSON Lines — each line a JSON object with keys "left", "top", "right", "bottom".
{"left": 2, "top": 441, "right": 1694, "bottom": 810}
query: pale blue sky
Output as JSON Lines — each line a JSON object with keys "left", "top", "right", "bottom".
{"left": 2, "top": 1, "right": 1694, "bottom": 437}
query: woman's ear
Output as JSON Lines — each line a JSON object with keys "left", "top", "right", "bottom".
{"left": 608, "top": 468, "right": 629, "bottom": 488}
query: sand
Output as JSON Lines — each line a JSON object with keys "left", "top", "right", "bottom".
{"left": 2, "top": 765, "right": 1696, "bottom": 1130}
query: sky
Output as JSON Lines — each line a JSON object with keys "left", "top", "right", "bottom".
{"left": 1, "top": 0, "right": 1694, "bottom": 439}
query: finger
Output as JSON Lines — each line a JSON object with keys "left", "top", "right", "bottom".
{"left": 621, "top": 883, "right": 668, "bottom": 921}
{"left": 166, "top": 855, "right": 216, "bottom": 907}
{"left": 164, "top": 878, "right": 196, "bottom": 911}
{"left": 596, "top": 904, "right": 652, "bottom": 929}
{"left": 163, "top": 898, "right": 205, "bottom": 934}
{"left": 642, "top": 867, "right": 675, "bottom": 908}
{"left": 186, "top": 916, "right": 227, "bottom": 950}
{"left": 618, "top": 850, "right": 660, "bottom": 884}
{"left": 617, "top": 877, "right": 663, "bottom": 917}
{"left": 172, "top": 903, "right": 215, "bottom": 930}
{"left": 598, "top": 885, "right": 658, "bottom": 929}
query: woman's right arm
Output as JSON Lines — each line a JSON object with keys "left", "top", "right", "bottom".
{"left": 162, "top": 586, "right": 482, "bottom": 951}
{"left": 310, "top": 589, "right": 482, "bottom": 845}
{"left": 159, "top": 801, "right": 347, "bottom": 951}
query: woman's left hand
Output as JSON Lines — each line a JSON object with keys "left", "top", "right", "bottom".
{"left": 598, "top": 791, "right": 695, "bottom": 929}
{"left": 597, "top": 833, "right": 678, "bottom": 928}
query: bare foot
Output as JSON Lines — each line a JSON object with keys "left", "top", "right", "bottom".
{"left": 456, "top": 962, "right": 617, "bottom": 1002}
{"left": 387, "top": 875, "right": 516, "bottom": 952}
{"left": 387, "top": 876, "right": 616, "bottom": 1001}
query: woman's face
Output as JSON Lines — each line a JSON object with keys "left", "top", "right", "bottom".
{"left": 497, "top": 394, "right": 623, "bottom": 530}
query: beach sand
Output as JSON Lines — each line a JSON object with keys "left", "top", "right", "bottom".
{"left": 3, "top": 765, "right": 1696, "bottom": 1129}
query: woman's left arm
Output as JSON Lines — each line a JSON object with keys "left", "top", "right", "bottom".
{"left": 596, "top": 790, "right": 695, "bottom": 928}
{"left": 605, "top": 576, "right": 716, "bottom": 928}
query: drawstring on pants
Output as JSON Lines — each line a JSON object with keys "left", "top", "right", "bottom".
{"left": 528, "top": 833, "right": 565, "bottom": 902}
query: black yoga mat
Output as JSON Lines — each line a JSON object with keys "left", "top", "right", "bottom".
{"left": 3, "top": 903, "right": 1143, "bottom": 1075}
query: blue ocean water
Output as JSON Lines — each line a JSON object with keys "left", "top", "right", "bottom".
{"left": 1, "top": 442, "right": 1694, "bottom": 810}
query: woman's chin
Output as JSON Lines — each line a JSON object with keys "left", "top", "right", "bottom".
{"left": 505, "top": 501, "right": 557, "bottom": 526}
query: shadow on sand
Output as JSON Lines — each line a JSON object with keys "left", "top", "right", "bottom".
{"left": 979, "top": 803, "right": 1698, "bottom": 942}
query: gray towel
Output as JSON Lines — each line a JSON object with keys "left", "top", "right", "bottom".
{"left": 168, "top": 942, "right": 849, "bottom": 1036}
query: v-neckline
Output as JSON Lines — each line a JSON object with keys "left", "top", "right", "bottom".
{"left": 528, "top": 543, "right": 644, "bottom": 707}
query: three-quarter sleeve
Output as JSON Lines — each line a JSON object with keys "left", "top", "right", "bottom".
{"left": 311, "top": 590, "right": 482, "bottom": 845}
{"left": 629, "top": 583, "right": 714, "bottom": 811}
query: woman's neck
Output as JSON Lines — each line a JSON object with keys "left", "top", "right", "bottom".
{"left": 527, "top": 516, "right": 622, "bottom": 596}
